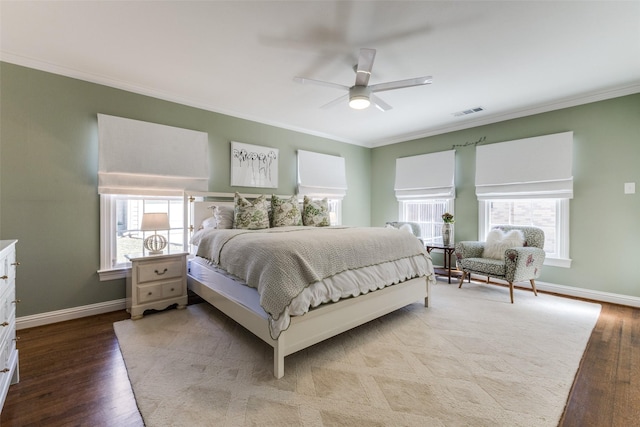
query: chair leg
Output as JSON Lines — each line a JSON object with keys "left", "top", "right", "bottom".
{"left": 530, "top": 279, "right": 538, "bottom": 296}
{"left": 509, "top": 282, "right": 514, "bottom": 304}
{"left": 458, "top": 271, "right": 467, "bottom": 288}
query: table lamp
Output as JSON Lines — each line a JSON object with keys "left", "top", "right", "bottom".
{"left": 141, "top": 213, "right": 170, "bottom": 255}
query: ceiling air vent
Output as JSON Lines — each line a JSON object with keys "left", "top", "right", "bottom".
{"left": 453, "top": 106, "right": 484, "bottom": 117}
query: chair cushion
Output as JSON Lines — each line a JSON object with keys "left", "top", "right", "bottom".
{"left": 483, "top": 229, "right": 524, "bottom": 260}
{"left": 459, "top": 257, "right": 506, "bottom": 277}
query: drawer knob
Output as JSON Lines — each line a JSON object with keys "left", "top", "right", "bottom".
{"left": 148, "top": 292, "right": 153, "bottom": 296}
{"left": 11, "top": 262, "right": 20, "bottom": 266}
{"left": 0, "top": 322, "right": 8, "bottom": 327}
{"left": 154, "top": 268, "right": 168, "bottom": 276}
{"left": 0, "top": 368, "right": 10, "bottom": 373}
{"left": 0, "top": 275, "right": 7, "bottom": 280}
{"left": 12, "top": 299, "right": 21, "bottom": 304}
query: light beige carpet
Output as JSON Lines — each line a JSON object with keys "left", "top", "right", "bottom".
{"left": 114, "top": 281, "right": 601, "bottom": 426}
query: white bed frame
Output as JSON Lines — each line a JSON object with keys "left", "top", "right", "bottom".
{"left": 184, "top": 191, "right": 431, "bottom": 378}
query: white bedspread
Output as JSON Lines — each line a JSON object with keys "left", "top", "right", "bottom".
{"left": 192, "top": 226, "right": 435, "bottom": 338}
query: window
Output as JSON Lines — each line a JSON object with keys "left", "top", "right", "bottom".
{"left": 395, "top": 150, "right": 456, "bottom": 244}
{"left": 327, "top": 199, "right": 342, "bottom": 225}
{"left": 297, "top": 150, "right": 347, "bottom": 226}
{"left": 480, "top": 199, "right": 570, "bottom": 267}
{"left": 475, "top": 132, "right": 573, "bottom": 268}
{"left": 99, "top": 195, "right": 185, "bottom": 280}
{"left": 400, "top": 199, "right": 452, "bottom": 244}
{"left": 97, "top": 114, "right": 209, "bottom": 280}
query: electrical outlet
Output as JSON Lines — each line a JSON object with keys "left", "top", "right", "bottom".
{"left": 624, "top": 182, "right": 636, "bottom": 194}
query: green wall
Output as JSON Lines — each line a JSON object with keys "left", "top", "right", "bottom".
{"left": 1, "top": 60, "right": 638, "bottom": 318}
{"left": 0, "top": 62, "right": 371, "bottom": 317}
{"left": 372, "top": 93, "right": 640, "bottom": 297}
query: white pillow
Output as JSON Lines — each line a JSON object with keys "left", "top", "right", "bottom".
{"left": 483, "top": 229, "right": 525, "bottom": 260}
{"left": 200, "top": 216, "right": 217, "bottom": 229}
{"left": 399, "top": 223, "right": 413, "bottom": 235}
{"left": 213, "top": 205, "right": 234, "bottom": 229}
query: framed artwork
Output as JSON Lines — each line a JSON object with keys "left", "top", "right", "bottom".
{"left": 230, "top": 141, "right": 278, "bottom": 188}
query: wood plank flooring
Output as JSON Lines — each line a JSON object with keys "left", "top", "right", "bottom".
{"left": 1, "top": 299, "right": 638, "bottom": 426}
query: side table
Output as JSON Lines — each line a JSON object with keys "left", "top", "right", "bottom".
{"left": 125, "top": 252, "right": 188, "bottom": 320}
{"left": 425, "top": 244, "right": 462, "bottom": 284}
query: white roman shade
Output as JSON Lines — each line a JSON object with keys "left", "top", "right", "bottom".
{"left": 297, "top": 150, "right": 347, "bottom": 199}
{"left": 394, "top": 150, "right": 456, "bottom": 200}
{"left": 475, "top": 131, "right": 573, "bottom": 200}
{"left": 98, "top": 114, "right": 209, "bottom": 196}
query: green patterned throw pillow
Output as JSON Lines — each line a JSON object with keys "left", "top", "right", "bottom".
{"left": 233, "top": 193, "right": 270, "bottom": 229}
{"left": 302, "top": 196, "right": 330, "bottom": 227}
{"left": 271, "top": 195, "right": 302, "bottom": 227}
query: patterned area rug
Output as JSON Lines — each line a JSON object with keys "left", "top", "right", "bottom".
{"left": 114, "top": 281, "right": 601, "bottom": 426}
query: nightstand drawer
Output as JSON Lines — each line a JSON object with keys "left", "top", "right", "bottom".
{"left": 137, "top": 259, "right": 184, "bottom": 283}
{"left": 137, "top": 279, "right": 183, "bottom": 303}
{"left": 162, "top": 281, "right": 183, "bottom": 299}
{"left": 137, "top": 283, "right": 163, "bottom": 303}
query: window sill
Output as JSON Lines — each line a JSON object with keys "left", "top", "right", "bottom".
{"left": 98, "top": 267, "right": 130, "bottom": 281}
{"left": 544, "top": 257, "right": 572, "bottom": 268}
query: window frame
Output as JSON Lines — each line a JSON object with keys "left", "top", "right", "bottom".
{"left": 98, "top": 194, "right": 185, "bottom": 281}
{"left": 479, "top": 199, "right": 571, "bottom": 268}
{"left": 399, "top": 199, "right": 453, "bottom": 245}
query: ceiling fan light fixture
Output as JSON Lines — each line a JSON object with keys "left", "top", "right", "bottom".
{"left": 349, "top": 86, "right": 371, "bottom": 110}
{"left": 349, "top": 95, "right": 370, "bottom": 109}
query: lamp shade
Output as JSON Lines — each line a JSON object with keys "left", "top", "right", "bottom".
{"left": 140, "top": 213, "right": 170, "bottom": 231}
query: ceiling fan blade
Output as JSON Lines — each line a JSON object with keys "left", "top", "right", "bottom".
{"left": 371, "top": 94, "right": 393, "bottom": 112}
{"left": 354, "top": 48, "right": 376, "bottom": 87}
{"left": 293, "top": 77, "right": 349, "bottom": 91}
{"left": 369, "top": 76, "right": 432, "bottom": 93}
{"left": 320, "top": 93, "right": 349, "bottom": 109}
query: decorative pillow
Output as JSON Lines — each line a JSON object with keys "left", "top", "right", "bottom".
{"left": 483, "top": 229, "right": 525, "bottom": 260}
{"left": 200, "top": 216, "right": 217, "bottom": 229}
{"left": 213, "top": 205, "right": 234, "bottom": 229}
{"left": 302, "top": 196, "right": 330, "bottom": 227}
{"left": 399, "top": 223, "right": 414, "bottom": 234}
{"left": 271, "top": 194, "right": 302, "bottom": 227}
{"left": 233, "top": 193, "right": 270, "bottom": 230}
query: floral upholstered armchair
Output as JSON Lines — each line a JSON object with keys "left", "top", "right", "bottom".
{"left": 455, "top": 226, "right": 545, "bottom": 303}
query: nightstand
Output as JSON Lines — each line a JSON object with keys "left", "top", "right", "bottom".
{"left": 125, "top": 252, "right": 188, "bottom": 320}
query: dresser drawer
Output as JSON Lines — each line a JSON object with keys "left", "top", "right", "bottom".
{"left": 0, "top": 287, "right": 16, "bottom": 325}
{"left": 136, "top": 259, "right": 184, "bottom": 283}
{"left": 0, "top": 324, "right": 15, "bottom": 370}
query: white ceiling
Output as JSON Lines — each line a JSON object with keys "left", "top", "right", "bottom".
{"left": 2, "top": 1, "right": 639, "bottom": 147}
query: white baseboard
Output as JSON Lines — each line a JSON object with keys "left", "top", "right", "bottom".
{"left": 16, "top": 299, "right": 127, "bottom": 330}
{"left": 534, "top": 281, "right": 640, "bottom": 308}
{"left": 14, "top": 278, "right": 640, "bottom": 331}
{"left": 467, "top": 274, "right": 640, "bottom": 308}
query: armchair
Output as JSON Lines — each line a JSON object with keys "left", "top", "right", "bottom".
{"left": 455, "top": 226, "right": 545, "bottom": 303}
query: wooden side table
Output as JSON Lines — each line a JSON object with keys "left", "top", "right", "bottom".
{"left": 425, "top": 244, "right": 461, "bottom": 284}
{"left": 125, "top": 252, "right": 188, "bottom": 320}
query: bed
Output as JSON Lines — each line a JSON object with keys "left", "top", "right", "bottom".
{"left": 184, "top": 192, "right": 436, "bottom": 378}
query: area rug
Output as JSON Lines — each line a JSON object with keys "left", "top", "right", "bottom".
{"left": 114, "top": 282, "right": 601, "bottom": 426}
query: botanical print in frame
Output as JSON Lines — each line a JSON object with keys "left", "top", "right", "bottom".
{"left": 230, "top": 141, "right": 278, "bottom": 188}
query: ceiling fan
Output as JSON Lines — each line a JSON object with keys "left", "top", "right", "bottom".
{"left": 294, "top": 48, "right": 432, "bottom": 111}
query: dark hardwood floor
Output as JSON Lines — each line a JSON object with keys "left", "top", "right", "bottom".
{"left": 1, "top": 298, "right": 638, "bottom": 426}
{"left": 1, "top": 311, "right": 143, "bottom": 427}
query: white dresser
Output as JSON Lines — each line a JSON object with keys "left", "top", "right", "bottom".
{"left": 126, "top": 252, "right": 188, "bottom": 320}
{"left": 0, "top": 240, "right": 19, "bottom": 410}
